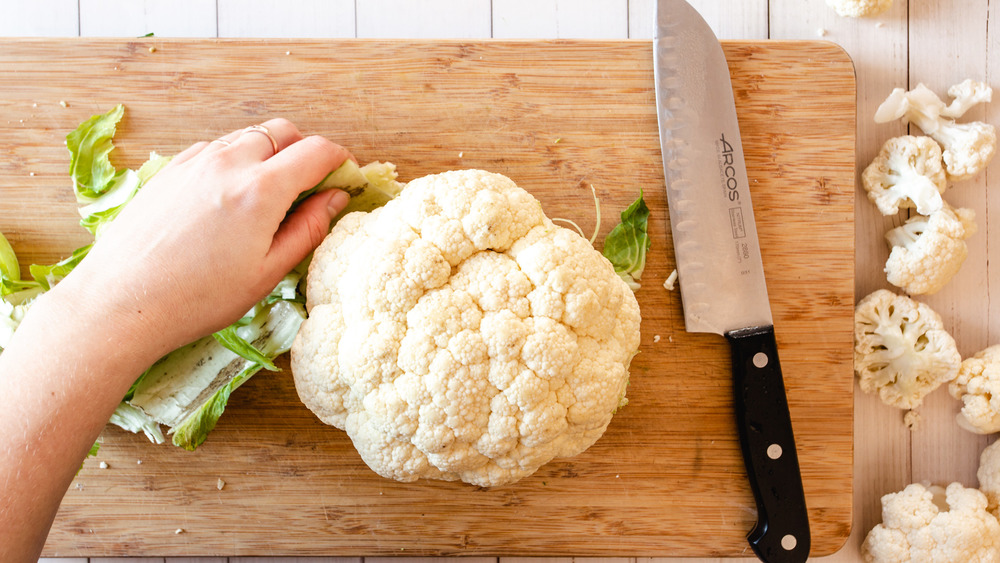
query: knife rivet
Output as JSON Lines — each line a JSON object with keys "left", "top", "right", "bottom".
{"left": 752, "top": 352, "right": 768, "bottom": 369}
{"left": 766, "top": 443, "right": 782, "bottom": 460}
{"left": 781, "top": 534, "right": 798, "bottom": 551}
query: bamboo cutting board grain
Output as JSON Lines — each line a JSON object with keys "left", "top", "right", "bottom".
{"left": 0, "top": 39, "right": 855, "bottom": 558}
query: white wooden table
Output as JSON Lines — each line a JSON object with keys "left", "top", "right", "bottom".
{"left": 3, "top": 0, "right": 997, "bottom": 562}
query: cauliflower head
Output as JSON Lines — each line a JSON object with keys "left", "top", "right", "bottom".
{"left": 291, "top": 169, "right": 641, "bottom": 487}
{"left": 861, "top": 482, "right": 1000, "bottom": 562}
{"left": 978, "top": 440, "right": 1000, "bottom": 517}
{"left": 862, "top": 136, "right": 947, "bottom": 216}
{"left": 854, "top": 289, "right": 961, "bottom": 409}
{"left": 825, "top": 0, "right": 892, "bottom": 17}
{"left": 950, "top": 345, "right": 1000, "bottom": 434}
{"left": 884, "top": 204, "right": 977, "bottom": 295}
{"left": 875, "top": 80, "right": 996, "bottom": 182}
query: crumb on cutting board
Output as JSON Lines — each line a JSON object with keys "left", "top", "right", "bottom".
{"left": 663, "top": 269, "right": 678, "bottom": 291}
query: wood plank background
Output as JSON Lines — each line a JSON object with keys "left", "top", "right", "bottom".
{"left": 2, "top": 0, "right": 998, "bottom": 562}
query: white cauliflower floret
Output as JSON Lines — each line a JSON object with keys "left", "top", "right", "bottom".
{"left": 291, "top": 169, "right": 641, "bottom": 487}
{"left": 934, "top": 121, "right": 997, "bottom": 182}
{"left": 825, "top": 0, "right": 892, "bottom": 17}
{"left": 950, "top": 345, "right": 1000, "bottom": 434}
{"left": 854, "top": 289, "right": 961, "bottom": 409}
{"left": 861, "top": 482, "right": 1000, "bottom": 562}
{"left": 943, "top": 80, "right": 995, "bottom": 119}
{"left": 862, "top": 136, "right": 947, "bottom": 215}
{"left": 884, "top": 204, "right": 976, "bottom": 295}
{"left": 875, "top": 80, "right": 996, "bottom": 182}
{"left": 978, "top": 440, "right": 1000, "bottom": 517}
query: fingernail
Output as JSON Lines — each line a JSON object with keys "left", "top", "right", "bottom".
{"left": 327, "top": 189, "right": 350, "bottom": 213}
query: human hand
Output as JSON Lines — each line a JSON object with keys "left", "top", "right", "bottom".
{"left": 52, "top": 118, "right": 352, "bottom": 359}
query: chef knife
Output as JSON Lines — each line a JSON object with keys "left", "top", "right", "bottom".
{"left": 653, "top": 1, "right": 810, "bottom": 561}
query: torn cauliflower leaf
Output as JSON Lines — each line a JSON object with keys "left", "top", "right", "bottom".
{"left": 854, "top": 289, "right": 960, "bottom": 410}
{"left": 291, "top": 169, "right": 641, "bottom": 487}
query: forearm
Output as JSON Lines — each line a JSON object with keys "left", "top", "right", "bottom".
{"left": 0, "top": 283, "right": 163, "bottom": 562}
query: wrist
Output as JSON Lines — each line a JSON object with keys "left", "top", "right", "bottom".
{"left": 36, "top": 274, "right": 174, "bottom": 376}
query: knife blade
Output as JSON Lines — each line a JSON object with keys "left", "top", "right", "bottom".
{"left": 653, "top": 1, "right": 810, "bottom": 561}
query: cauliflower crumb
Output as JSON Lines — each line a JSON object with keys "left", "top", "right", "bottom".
{"left": 653, "top": 335, "right": 661, "bottom": 343}
{"left": 217, "top": 478, "right": 226, "bottom": 490}
{"left": 862, "top": 482, "right": 1000, "bottom": 561}
{"left": 28, "top": 172, "right": 35, "bottom": 177}
{"left": 98, "top": 461, "right": 108, "bottom": 469}
{"left": 458, "top": 151, "right": 464, "bottom": 158}
{"left": 663, "top": 269, "right": 678, "bottom": 291}
{"left": 817, "top": 28, "right": 827, "bottom": 37}
{"left": 59, "top": 100, "right": 68, "bottom": 108}
{"left": 949, "top": 345, "right": 1000, "bottom": 434}
{"left": 875, "top": 21, "right": 885, "bottom": 28}
{"left": 903, "top": 410, "right": 921, "bottom": 431}
{"left": 136, "top": 459, "right": 142, "bottom": 465}
{"left": 174, "top": 528, "right": 184, "bottom": 534}
{"left": 854, "top": 289, "right": 961, "bottom": 409}
{"left": 148, "top": 46, "right": 156, "bottom": 53}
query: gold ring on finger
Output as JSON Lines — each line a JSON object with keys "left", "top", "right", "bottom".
{"left": 242, "top": 124, "right": 279, "bottom": 156}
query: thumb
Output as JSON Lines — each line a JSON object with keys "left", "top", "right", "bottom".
{"left": 267, "top": 189, "right": 350, "bottom": 278}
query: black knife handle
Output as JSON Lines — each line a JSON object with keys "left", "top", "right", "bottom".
{"left": 726, "top": 325, "right": 810, "bottom": 563}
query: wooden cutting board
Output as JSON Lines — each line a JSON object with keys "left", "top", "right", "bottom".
{"left": 0, "top": 38, "right": 855, "bottom": 558}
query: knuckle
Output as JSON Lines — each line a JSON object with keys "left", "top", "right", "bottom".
{"left": 304, "top": 134, "right": 337, "bottom": 152}
{"left": 268, "top": 117, "right": 297, "bottom": 134}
